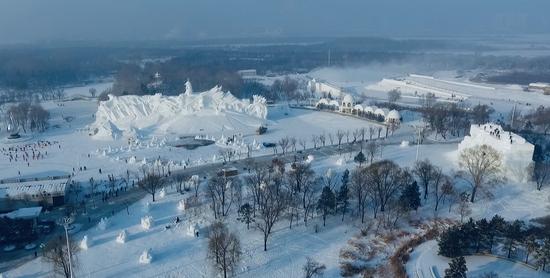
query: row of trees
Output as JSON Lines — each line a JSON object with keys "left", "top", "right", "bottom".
{"left": 439, "top": 215, "right": 550, "bottom": 271}
{"left": 5, "top": 102, "right": 49, "bottom": 133}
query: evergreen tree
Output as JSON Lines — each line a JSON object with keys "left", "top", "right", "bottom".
{"left": 237, "top": 203, "right": 254, "bottom": 230}
{"left": 535, "top": 237, "right": 550, "bottom": 271}
{"left": 444, "top": 256, "right": 468, "bottom": 278}
{"left": 399, "top": 180, "right": 421, "bottom": 211}
{"left": 475, "top": 218, "right": 490, "bottom": 253}
{"left": 341, "top": 169, "right": 349, "bottom": 188}
{"left": 439, "top": 226, "right": 468, "bottom": 257}
{"left": 353, "top": 151, "right": 366, "bottom": 166}
{"left": 488, "top": 215, "right": 506, "bottom": 252}
{"left": 504, "top": 220, "right": 524, "bottom": 259}
{"left": 336, "top": 181, "right": 349, "bottom": 222}
{"left": 316, "top": 186, "right": 336, "bottom": 226}
{"left": 524, "top": 234, "right": 538, "bottom": 264}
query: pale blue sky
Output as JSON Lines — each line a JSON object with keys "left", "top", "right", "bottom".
{"left": 0, "top": 0, "right": 549, "bottom": 44}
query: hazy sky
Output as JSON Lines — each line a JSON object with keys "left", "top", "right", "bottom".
{"left": 1, "top": 0, "right": 549, "bottom": 44}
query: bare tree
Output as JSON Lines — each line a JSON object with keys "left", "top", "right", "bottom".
{"left": 311, "top": 134, "right": 319, "bottom": 149}
{"left": 303, "top": 257, "right": 326, "bottom": 278}
{"left": 255, "top": 177, "right": 287, "bottom": 251}
{"left": 328, "top": 133, "right": 334, "bottom": 145}
{"left": 289, "top": 136, "right": 297, "bottom": 152}
{"left": 365, "top": 160, "right": 410, "bottom": 214}
{"left": 350, "top": 167, "right": 369, "bottom": 223}
{"left": 138, "top": 170, "right": 165, "bottom": 202}
{"left": 219, "top": 149, "right": 236, "bottom": 163}
{"left": 207, "top": 175, "right": 241, "bottom": 219}
{"left": 299, "top": 138, "right": 307, "bottom": 151}
{"left": 387, "top": 88, "right": 401, "bottom": 103}
{"left": 174, "top": 174, "right": 187, "bottom": 194}
{"left": 458, "top": 145, "right": 502, "bottom": 203}
{"left": 364, "top": 141, "right": 379, "bottom": 164}
{"left": 318, "top": 133, "right": 326, "bottom": 147}
{"left": 412, "top": 159, "right": 437, "bottom": 201}
{"left": 336, "top": 130, "right": 345, "bottom": 150}
{"left": 533, "top": 162, "right": 550, "bottom": 191}
{"left": 278, "top": 137, "right": 290, "bottom": 155}
{"left": 190, "top": 175, "right": 201, "bottom": 198}
{"left": 42, "top": 238, "right": 79, "bottom": 278}
{"left": 208, "top": 222, "right": 241, "bottom": 278}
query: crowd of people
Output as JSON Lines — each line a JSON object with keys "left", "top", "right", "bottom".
{"left": 1, "top": 140, "right": 61, "bottom": 167}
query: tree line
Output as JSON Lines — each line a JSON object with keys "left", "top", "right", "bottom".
{"left": 438, "top": 215, "right": 550, "bottom": 271}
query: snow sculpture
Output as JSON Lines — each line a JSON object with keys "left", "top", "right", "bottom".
{"left": 177, "top": 199, "right": 186, "bottom": 211}
{"left": 306, "top": 155, "right": 315, "bottom": 164}
{"left": 141, "top": 216, "right": 154, "bottom": 230}
{"left": 335, "top": 158, "right": 344, "bottom": 166}
{"left": 80, "top": 235, "right": 89, "bottom": 250}
{"left": 139, "top": 249, "right": 152, "bottom": 264}
{"left": 116, "top": 229, "right": 127, "bottom": 244}
{"left": 90, "top": 86, "right": 268, "bottom": 139}
{"left": 400, "top": 141, "right": 410, "bottom": 147}
{"left": 458, "top": 124, "right": 534, "bottom": 183}
{"left": 187, "top": 223, "right": 200, "bottom": 237}
{"left": 185, "top": 79, "right": 193, "bottom": 96}
{"left": 159, "top": 188, "right": 166, "bottom": 199}
{"left": 97, "top": 217, "right": 109, "bottom": 231}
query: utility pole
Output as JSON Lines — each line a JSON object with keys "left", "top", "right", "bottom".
{"left": 59, "top": 216, "right": 74, "bottom": 278}
{"left": 510, "top": 102, "right": 517, "bottom": 130}
{"left": 327, "top": 49, "right": 331, "bottom": 67}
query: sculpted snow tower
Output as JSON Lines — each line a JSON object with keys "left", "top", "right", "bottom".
{"left": 458, "top": 124, "right": 534, "bottom": 183}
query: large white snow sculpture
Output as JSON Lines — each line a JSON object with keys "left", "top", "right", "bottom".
{"left": 116, "top": 229, "right": 127, "bottom": 243}
{"left": 90, "top": 84, "right": 268, "bottom": 139}
{"left": 80, "top": 235, "right": 89, "bottom": 250}
{"left": 458, "top": 124, "right": 534, "bottom": 183}
{"left": 139, "top": 249, "right": 153, "bottom": 264}
{"left": 141, "top": 216, "right": 154, "bottom": 230}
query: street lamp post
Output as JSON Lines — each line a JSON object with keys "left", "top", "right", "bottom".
{"left": 58, "top": 216, "right": 74, "bottom": 278}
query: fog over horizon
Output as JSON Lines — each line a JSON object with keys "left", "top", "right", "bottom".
{"left": 1, "top": 0, "right": 550, "bottom": 45}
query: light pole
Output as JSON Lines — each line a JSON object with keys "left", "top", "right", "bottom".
{"left": 58, "top": 216, "right": 74, "bottom": 278}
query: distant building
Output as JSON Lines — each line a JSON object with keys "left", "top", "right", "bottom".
{"left": 237, "top": 69, "right": 257, "bottom": 78}
{"left": 308, "top": 79, "right": 344, "bottom": 98}
{"left": 340, "top": 94, "right": 355, "bottom": 113}
{"left": 528, "top": 82, "right": 550, "bottom": 94}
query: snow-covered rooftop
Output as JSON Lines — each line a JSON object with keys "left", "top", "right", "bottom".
{"left": 0, "top": 178, "right": 68, "bottom": 199}
{"left": 0, "top": 206, "right": 42, "bottom": 219}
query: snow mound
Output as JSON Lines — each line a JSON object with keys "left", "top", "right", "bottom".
{"left": 97, "top": 217, "right": 109, "bottom": 231}
{"left": 458, "top": 124, "right": 534, "bottom": 183}
{"left": 306, "top": 155, "right": 315, "bottom": 164}
{"left": 90, "top": 84, "right": 268, "bottom": 139}
{"left": 400, "top": 141, "right": 410, "bottom": 147}
{"left": 80, "top": 235, "right": 90, "bottom": 250}
{"left": 139, "top": 249, "right": 152, "bottom": 264}
{"left": 141, "top": 216, "right": 154, "bottom": 230}
{"left": 116, "top": 229, "right": 127, "bottom": 244}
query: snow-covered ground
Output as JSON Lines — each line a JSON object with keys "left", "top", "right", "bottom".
{"left": 407, "top": 240, "right": 549, "bottom": 278}
{"left": 3, "top": 67, "right": 550, "bottom": 277}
